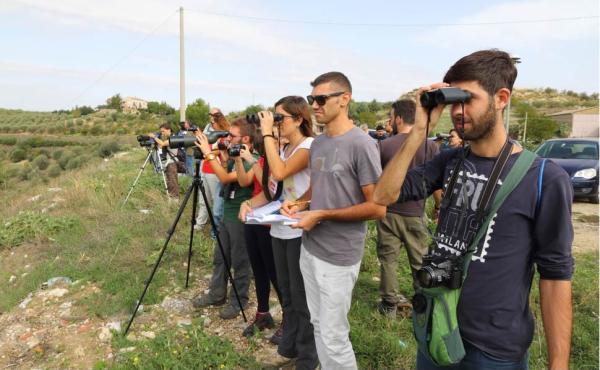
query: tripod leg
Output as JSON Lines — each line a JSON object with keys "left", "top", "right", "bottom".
{"left": 185, "top": 166, "right": 199, "bottom": 289}
{"left": 124, "top": 180, "right": 196, "bottom": 335}
{"left": 197, "top": 177, "right": 248, "bottom": 323}
{"left": 122, "top": 151, "right": 152, "bottom": 206}
{"left": 154, "top": 148, "right": 169, "bottom": 195}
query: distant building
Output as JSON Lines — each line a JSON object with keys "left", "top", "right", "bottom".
{"left": 121, "top": 97, "right": 148, "bottom": 113}
{"left": 548, "top": 107, "right": 599, "bottom": 138}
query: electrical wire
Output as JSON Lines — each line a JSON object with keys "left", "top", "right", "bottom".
{"left": 186, "top": 10, "right": 598, "bottom": 28}
{"left": 67, "top": 10, "right": 178, "bottom": 108}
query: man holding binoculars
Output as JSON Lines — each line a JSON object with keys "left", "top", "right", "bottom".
{"left": 374, "top": 49, "right": 573, "bottom": 370}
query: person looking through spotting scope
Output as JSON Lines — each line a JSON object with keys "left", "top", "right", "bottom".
{"left": 191, "top": 118, "right": 255, "bottom": 320}
{"left": 149, "top": 123, "right": 179, "bottom": 200}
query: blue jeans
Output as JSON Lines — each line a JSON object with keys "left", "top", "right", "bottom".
{"left": 211, "top": 182, "right": 224, "bottom": 238}
{"left": 416, "top": 342, "right": 529, "bottom": 370}
{"left": 185, "top": 155, "right": 194, "bottom": 176}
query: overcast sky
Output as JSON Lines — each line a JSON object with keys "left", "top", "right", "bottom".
{"left": 1, "top": 0, "right": 598, "bottom": 112}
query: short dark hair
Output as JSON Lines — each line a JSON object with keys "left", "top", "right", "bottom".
{"left": 391, "top": 100, "right": 416, "bottom": 125}
{"left": 159, "top": 123, "right": 172, "bottom": 131}
{"left": 376, "top": 125, "right": 385, "bottom": 131}
{"left": 231, "top": 117, "right": 255, "bottom": 143}
{"left": 443, "top": 49, "right": 518, "bottom": 96}
{"left": 449, "top": 128, "right": 458, "bottom": 135}
{"left": 310, "top": 71, "right": 352, "bottom": 93}
{"left": 274, "top": 96, "right": 315, "bottom": 138}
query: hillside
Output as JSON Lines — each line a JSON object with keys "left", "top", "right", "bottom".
{"left": 0, "top": 92, "right": 598, "bottom": 368}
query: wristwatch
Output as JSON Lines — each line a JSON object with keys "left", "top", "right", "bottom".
{"left": 206, "top": 153, "right": 217, "bottom": 161}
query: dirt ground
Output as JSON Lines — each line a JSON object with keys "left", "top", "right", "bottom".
{"left": 0, "top": 201, "right": 597, "bottom": 369}
{"left": 571, "top": 201, "right": 599, "bottom": 253}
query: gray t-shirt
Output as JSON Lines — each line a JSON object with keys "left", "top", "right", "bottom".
{"left": 302, "top": 126, "right": 382, "bottom": 266}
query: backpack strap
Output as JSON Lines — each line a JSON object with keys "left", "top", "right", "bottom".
{"left": 462, "top": 149, "right": 537, "bottom": 276}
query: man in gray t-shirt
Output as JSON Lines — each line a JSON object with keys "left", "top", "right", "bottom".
{"left": 282, "top": 72, "right": 385, "bottom": 370}
{"left": 302, "top": 127, "right": 381, "bottom": 265}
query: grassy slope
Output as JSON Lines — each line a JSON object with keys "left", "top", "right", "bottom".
{"left": 0, "top": 147, "right": 597, "bottom": 369}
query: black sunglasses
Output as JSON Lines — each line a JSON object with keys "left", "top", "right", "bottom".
{"left": 306, "top": 91, "right": 345, "bottom": 106}
{"left": 273, "top": 113, "right": 294, "bottom": 123}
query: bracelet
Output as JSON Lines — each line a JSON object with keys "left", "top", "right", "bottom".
{"left": 243, "top": 199, "right": 252, "bottom": 208}
{"left": 205, "top": 153, "right": 217, "bottom": 161}
{"left": 263, "top": 134, "right": 275, "bottom": 139}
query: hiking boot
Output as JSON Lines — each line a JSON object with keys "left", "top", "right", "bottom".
{"left": 219, "top": 302, "right": 248, "bottom": 320}
{"left": 396, "top": 294, "right": 412, "bottom": 308}
{"left": 269, "top": 322, "right": 284, "bottom": 345}
{"left": 242, "top": 312, "right": 275, "bottom": 337}
{"left": 191, "top": 294, "right": 226, "bottom": 309}
{"left": 377, "top": 301, "right": 397, "bottom": 317}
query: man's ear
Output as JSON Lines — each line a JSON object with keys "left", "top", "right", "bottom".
{"left": 340, "top": 92, "right": 352, "bottom": 108}
{"left": 495, "top": 88, "right": 511, "bottom": 111}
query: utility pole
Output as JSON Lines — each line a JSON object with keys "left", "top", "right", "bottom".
{"left": 522, "top": 112, "right": 528, "bottom": 147}
{"left": 179, "top": 7, "right": 186, "bottom": 123}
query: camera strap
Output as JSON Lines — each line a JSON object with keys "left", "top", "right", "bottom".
{"left": 473, "top": 139, "right": 513, "bottom": 225}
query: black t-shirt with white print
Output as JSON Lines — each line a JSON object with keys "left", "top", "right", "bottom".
{"left": 399, "top": 147, "right": 574, "bottom": 361}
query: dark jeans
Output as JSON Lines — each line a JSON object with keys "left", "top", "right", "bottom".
{"left": 206, "top": 220, "right": 250, "bottom": 308}
{"left": 243, "top": 225, "right": 281, "bottom": 312}
{"left": 272, "top": 237, "right": 318, "bottom": 370}
{"left": 417, "top": 341, "right": 529, "bottom": 370}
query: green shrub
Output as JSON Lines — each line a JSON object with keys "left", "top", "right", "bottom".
{"left": 47, "top": 163, "right": 62, "bottom": 178}
{"left": 32, "top": 154, "right": 50, "bottom": 170}
{"left": 65, "top": 156, "right": 83, "bottom": 170}
{"left": 53, "top": 150, "right": 63, "bottom": 160}
{"left": 0, "top": 211, "right": 79, "bottom": 249}
{"left": 97, "top": 142, "right": 120, "bottom": 158}
{"left": 58, "top": 151, "right": 74, "bottom": 169}
{"left": 18, "top": 163, "right": 33, "bottom": 181}
{"left": 9, "top": 147, "right": 26, "bottom": 162}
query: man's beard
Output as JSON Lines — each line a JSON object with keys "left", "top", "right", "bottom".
{"left": 459, "top": 100, "right": 496, "bottom": 141}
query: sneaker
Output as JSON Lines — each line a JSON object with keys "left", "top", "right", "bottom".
{"left": 191, "top": 294, "right": 226, "bottom": 309}
{"left": 269, "top": 322, "right": 284, "bottom": 345}
{"left": 242, "top": 312, "right": 275, "bottom": 337}
{"left": 219, "top": 302, "right": 248, "bottom": 320}
{"left": 377, "top": 301, "right": 397, "bottom": 317}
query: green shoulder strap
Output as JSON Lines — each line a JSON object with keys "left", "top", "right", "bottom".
{"left": 462, "top": 149, "right": 537, "bottom": 275}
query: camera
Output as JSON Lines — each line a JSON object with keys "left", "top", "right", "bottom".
{"left": 137, "top": 134, "right": 157, "bottom": 147}
{"left": 168, "top": 130, "right": 229, "bottom": 149}
{"left": 416, "top": 248, "right": 463, "bottom": 289}
{"left": 246, "top": 113, "right": 286, "bottom": 125}
{"left": 228, "top": 144, "right": 244, "bottom": 157}
{"left": 217, "top": 140, "right": 230, "bottom": 151}
{"left": 420, "top": 87, "right": 471, "bottom": 110}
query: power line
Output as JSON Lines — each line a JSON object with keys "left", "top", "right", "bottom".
{"left": 68, "top": 10, "right": 178, "bottom": 108}
{"left": 185, "top": 10, "right": 599, "bottom": 28}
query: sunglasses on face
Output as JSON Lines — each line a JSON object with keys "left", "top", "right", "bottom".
{"left": 273, "top": 113, "right": 294, "bottom": 123}
{"left": 306, "top": 91, "right": 345, "bottom": 106}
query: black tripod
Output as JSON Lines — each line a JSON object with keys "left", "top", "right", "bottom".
{"left": 122, "top": 146, "right": 168, "bottom": 206}
{"left": 124, "top": 158, "right": 247, "bottom": 334}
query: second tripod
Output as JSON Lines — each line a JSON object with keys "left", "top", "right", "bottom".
{"left": 122, "top": 146, "right": 169, "bottom": 206}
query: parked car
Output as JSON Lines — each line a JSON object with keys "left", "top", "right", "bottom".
{"left": 535, "top": 138, "right": 599, "bottom": 203}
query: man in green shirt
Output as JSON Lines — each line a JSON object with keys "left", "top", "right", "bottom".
{"left": 191, "top": 118, "right": 255, "bottom": 319}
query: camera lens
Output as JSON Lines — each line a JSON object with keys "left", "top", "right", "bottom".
{"left": 417, "top": 267, "right": 433, "bottom": 288}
